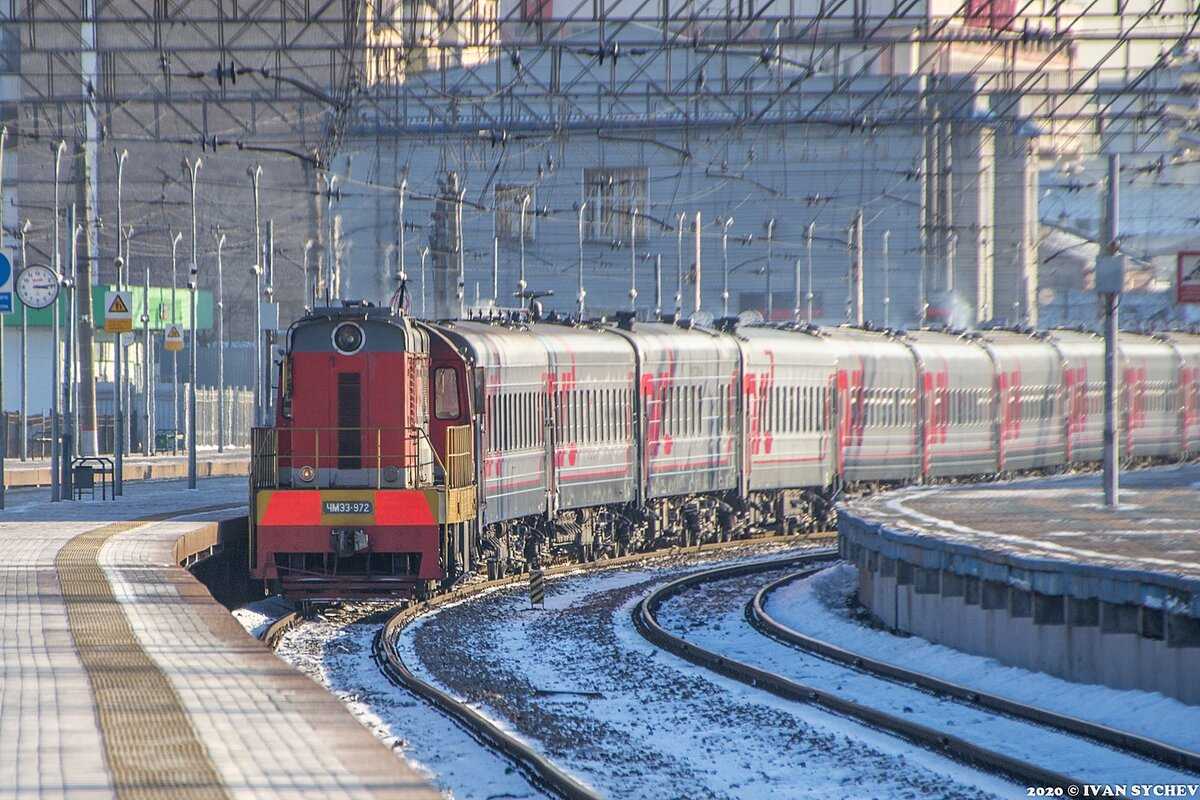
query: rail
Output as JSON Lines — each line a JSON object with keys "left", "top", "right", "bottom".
{"left": 631, "top": 552, "right": 1080, "bottom": 791}
{"left": 750, "top": 569, "right": 1200, "bottom": 775}
{"left": 260, "top": 532, "right": 835, "bottom": 800}
{"left": 250, "top": 425, "right": 452, "bottom": 490}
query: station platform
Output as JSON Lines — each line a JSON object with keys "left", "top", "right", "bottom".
{"left": 2, "top": 449, "right": 249, "bottom": 489}
{"left": 0, "top": 477, "right": 438, "bottom": 799}
{"left": 838, "top": 466, "right": 1200, "bottom": 705}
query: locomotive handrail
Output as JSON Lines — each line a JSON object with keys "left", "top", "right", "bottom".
{"left": 445, "top": 425, "right": 474, "bottom": 489}
{"left": 250, "top": 425, "right": 468, "bottom": 492}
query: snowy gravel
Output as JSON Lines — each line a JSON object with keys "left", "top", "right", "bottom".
{"left": 766, "top": 564, "right": 1200, "bottom": 755}
{"left": 272, "top": 603, "right": 542, "bottom": 799}
{"left": 397, "top": 545, "right": 1022, "bottom": 799}
{"left": 656, "top": 564, "right": 1200, "bottom": 790}
{"left": 230, "top": 596, "right": 294, "bottom": 639}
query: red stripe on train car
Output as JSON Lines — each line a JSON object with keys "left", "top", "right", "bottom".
{"left": 375, "top": 491, "right": 437, "bottom": 525}
{"left": 260, "top": 491, "right": 324, "bottom": 525}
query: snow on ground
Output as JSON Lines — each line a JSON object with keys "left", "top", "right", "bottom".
{"left": 395, "top": 545, "right": 1019, "bottom": 800}
{"left": 767, "top": 564, "right": 1200, "bottom": 754}
{"left": 274, "top": 603, "right": 541, "bottom": 800}
{"left": 657, "top": 565, "right": 1199, "bottom": 789}
{"left": 230, "top": 596, "right": 295, "bottom": 639}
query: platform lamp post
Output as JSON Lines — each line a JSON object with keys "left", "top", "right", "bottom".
{"left": 629, "top": 206, "right": 639, "bottom": 312}
{"left": 302, "top": 239, "right": 315, "bottom": 312}
{"left": 17, "top": 218, "right": 29, "bottom": 463}
{"left": 765, "top": 218, "right": 775, "bottom": 321}
{"left": 676, "top": 211, "right": 686, "bottom": 319}
{"left": 183, "top": 156, "right": 202, "bottom": 490}
{"left": 142, "top": 225, "right": 153, "bottom": 457}
{"left": 170, "top": 232, "right": 182, "bottom": 454}
{"left": 577, "top": 200, "right": 588, "bottom": 318}
{"left": 266, "top": 220, "right": 276, "bottom": 423}
{"left": 212, "top": 228, "right": 226, "bottom": 453}
{"left": 113, "top": 148, "right": 128, "bottom": 494}
{"left": 50, "top": 139, "right": 66, "bottom": 502}
{"left": 882, "top": 230, "right": 891, "bottom": 328}
{"left": 805, "top": 222, "right": 815, "bottom": 322}
{"left": 721, "top": 216, "right": 734, "bottom": 318}
{"left": 518, "top": 193, "right": 531, "bottom": 308}
{"left": 419, "top": 246, "right": 429, "bottom": 318}
{"left": 121, "top": 225, "right": 134, "bottom": 458}
{"left": 247, "top": 165, "right": 263, "bottom": 426}
{"left": 68, "top": 211, "right": 82, "bottom": 465}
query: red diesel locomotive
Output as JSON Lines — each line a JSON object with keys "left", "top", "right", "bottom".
{"left": 249, "top": 305, "right": 477, "bottom": 599}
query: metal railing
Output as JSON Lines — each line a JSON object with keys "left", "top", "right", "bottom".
{"left": 445, "top": 425, "right": 474, "bottom": 489}
{"left": 250, "top": 425, "right": 459, "bottom": 490}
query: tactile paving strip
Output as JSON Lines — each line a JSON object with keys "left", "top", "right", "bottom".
{"left": 55, "top": 508, "right": 238, "bottom": 800}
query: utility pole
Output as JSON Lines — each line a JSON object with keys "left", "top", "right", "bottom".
{"left": 77, "top": 1, "right": 101, "bottom": 459}
{"left": 1102, "top": 153, "right": 1121, "bottom": 509}
{"left": 183, "top": 156, "right": 202, "bottom": 490}
{"left": 113, "top": 149, "right": 128, "bottom": 494}
{"left": 73, "top": 138, "right": 99, "bottom": 457}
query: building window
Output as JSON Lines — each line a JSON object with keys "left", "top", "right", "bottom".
{"left": 495, "top": 185, "right": 536, "bottom": 242}
{"left": 584, "top": 167, "right": 647, "bottom": 244}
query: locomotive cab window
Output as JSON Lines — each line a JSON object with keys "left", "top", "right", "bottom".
{"left": 435, "top": 368, "right": 461, "bottom": 419}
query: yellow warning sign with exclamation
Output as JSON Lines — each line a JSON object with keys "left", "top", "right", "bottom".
{"left": 104, "top": 290, "right": 134, "bottom": 332}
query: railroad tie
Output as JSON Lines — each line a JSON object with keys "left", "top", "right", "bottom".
{"left": 55, "top": 516, "right": 232, "bottom": 800}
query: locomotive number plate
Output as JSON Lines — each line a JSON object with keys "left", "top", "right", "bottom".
{"left": 323, "top": 500, "right": 374, "bottom": 515}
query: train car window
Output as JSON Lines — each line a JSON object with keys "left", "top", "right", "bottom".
{"left": 435, "top": 368, "right": 461, "bottom": 419}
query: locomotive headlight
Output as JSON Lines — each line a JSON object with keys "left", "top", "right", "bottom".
{"left": 332, "top": 322, "right": 365, "bottom": 355}
{"left": 299, "top": 465, "right": 316, "bottom": 483}
{"left": 382, "top": 465, "right": 400, "bottom": 483}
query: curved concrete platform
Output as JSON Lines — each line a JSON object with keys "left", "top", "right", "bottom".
{"left": 839, "top": 466, "right": 1200, "bottom": 705}
{"left": 0, "top": 478, "right": 438, "bottom": 800}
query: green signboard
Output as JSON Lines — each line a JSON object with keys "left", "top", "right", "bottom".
{"left": 0, "top": 285, "right": 213, "bottom": 331}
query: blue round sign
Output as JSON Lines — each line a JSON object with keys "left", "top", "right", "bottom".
{"left": 0, "top": 253, "right": 11, "bottom": 287}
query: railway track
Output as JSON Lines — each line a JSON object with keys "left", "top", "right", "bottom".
{"left": 750, "top": 569, "right": 1200, "bottom": 775}
{"left": 633, "top": 553, "right": 1200, "bottom": 791}
{"left": 261, "top": 532, "right": 833, "bottom": 800}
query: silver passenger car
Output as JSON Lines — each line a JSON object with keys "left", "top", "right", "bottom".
{"left": 735, "top": 325, "right": 837, "bottom": 492}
